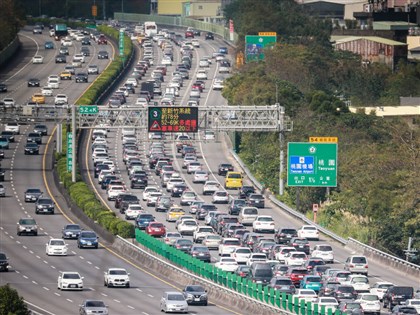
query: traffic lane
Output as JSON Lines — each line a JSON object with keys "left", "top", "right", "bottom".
{"left": 5, "top": 125, "right": 230, "bottom": 315}
{"left": 196, "top": 136, "right": 418, "bottom": 287}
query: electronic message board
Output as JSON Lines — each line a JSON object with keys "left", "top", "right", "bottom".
{"left": 148, "top": 107, "right": 198, "bottom": 133}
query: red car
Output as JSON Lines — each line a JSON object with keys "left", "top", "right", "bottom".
{"left": 185, "top": 31, "right": 194, "bottom": 38}
{"left": 145, "top": 222, "right": 166, "bottom": 237}
{"left": 97, "top": 35, "right": 107, "bottom": 44}
{"left": 286, "top": 267, "right": 308, "bottom": 286}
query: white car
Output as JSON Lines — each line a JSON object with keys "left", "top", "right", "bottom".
{"left": 126, "top": 78, "right": 138, "bottom": 87}
{"left": 3, "top": 98, "right": 15, "bottom": 108}
{"left": 343, "top": 275, "right": 370, "bottom": 292}
{"left": 252, "top": 215, "right": 275, "bottom": 233}
{"left": 218, "top": 238, "right": 241, "bottom": 256}
{"left": 355, "top": 293, "right": 381, "bottom": 314}
{"left": 193, "top": 226, "right": 214, "bottom": 243}
{"left": 369, "top": 282, "right": 394, "bottom": 301}
{"left": 199, "top": 58, "right": 209, "bottom": 67}
{"left": 177, "top": 219, "right": 198, "bottom": 235}
{"left": 187, "top": 162, "right": 201, "bottom": 174}
{"left": 285, "top": 251, "right": 308, "bottom": 266}
{"left": 107, "top": 185, "right": 126, "bottom": 200}
{"left": 231, "top": 247, "right": 252, "bottom": 264}
{"left": 246, "top": 253, "right": 267, "bottom": 266}
{"left": 57, "top": 271, "right": 84, "bottom": 290}
{"left": 166, "top": 178, "right": 184, "bottom": 192}
{"left": 136, "top": 97, "right": 149, "bottom": 107}
{"left": 183, "top": 155, "right": 197, "bottom": 169}
{"left": 180, "top": 191, "right": 197, "bottom": 206}
{"left": 314, "top": 297, "right": 339, "bottom": 312}
{"left": 215, "top": 257, "right": 238, "bottom": 272}
{"left": 46, "top": 239, "right": 68, "bottom": 256}
{"left": 203, "top": 181, "right": 220, "bottom": 195}
{"left": 192, "top": 170, "right": 208, "bottom": 184}
{"left": 5, "top": 122, "right": 20, "bottom": 134}
{"left": 405, "top": 299, "right": 420, "bottom": 314}
{"left": 124, "top": 204, "right": 143, "bottom": 220}
{"left": 297, "top": 225, "right": 319, "bottom": 240}
{"left": 212, "top": 190, "right": 229, "bottom": 204}
{"left": 142, "top": 186, "right": 160, "bottom": 201}
{"left": 202, "top": 234, "right": 222, "bottom": 250}
{"left": 161, "top": 57, "right": 172, "bottom": 66}
{"left": 41, "top": 86, "right": 53, "bottom": 96}
{"left": 292, "top": 289, "right": 317, "bottom": 303}
{"left": 32, "top": 55, "right": 44, "bottom": 64}
{"left": 146, "top": 191, "right": 162, "bottom": 206}
{"left": 191, "top": 39, "right": 200, "bottom": 47}
{"left": 101, "top": 160, "right": 115, "bottom": 172}
{"left": 73, "top": 54, "right": 85, "bottom": 63}
{"left": 104, "top": 268, "right": 130, "bottom": 288}
{"left": 311, "top": 244, "right": 334, "bottom": 263}
{"left": 212, "top": 78, "right": 224, "bottom": 90}
{"left": 62, "top": 39, "right": 73, "bottom": 46}
{"left": 275, "top": 246, "right": 297, "bottom": 263}
{"left": 54, "top": 94, "right": 68, "bottom": 105}
{"left": 196, "top": 69, "right": 208, "bottom": 80}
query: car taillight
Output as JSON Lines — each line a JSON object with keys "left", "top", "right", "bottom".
{"left": 350, "top": 264, "right": 355, "bottom": 267}
{"left": 164, "top": 238, "right": 169, "bottom": 241}
{"left": 364, "top": 265, "right": 368, "bottom": 268}
{"left": 292, "top": 243, "right": 297, "bottom": 246}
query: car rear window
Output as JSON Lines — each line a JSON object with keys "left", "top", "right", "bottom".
{"left": 244, "top": 208, "right": 258, "bottom": 215}
{"left": 352, "top": 256, "right": 367, "bottom": 263}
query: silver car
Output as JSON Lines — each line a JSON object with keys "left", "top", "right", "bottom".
{"left": 160, "top": 291, "right": 189, "bottom": 313}
{"left": 79, "top": 300, "right": 108, "bottom": 315}
{"left": 0, "top": 184, "right": 5, "bottom": 197}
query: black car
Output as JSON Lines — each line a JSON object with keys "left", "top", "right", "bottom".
{"left": 338, "top": 301, "right": 364, "bottom": 315}
{"left": 0, "top": 150, "right": 4, "bottom": 159}
{"left": 1, "top": 131, "right": 14, "bottom": 142}
{"left": 188, "top": 245, "right": 211, "bottom": 263}
{"left": 155, "top": 196, "right": 172, "bottom": 212}
{"left": 75, "top": 73, "right": 88, "bottom": 83}
{"left": 218, "top": 163, "right": 234, "bottom": 176}
{"left": 81, "top": 37, "right": 91, "bottom": 45}
{"left": 119, "top": 195, "right": 140, "bottom": 214}
{"left": 55, "top": 54, "right": 67, "bottom": 63}
{"left": 59, "top": 46, "right": 69, "bottom": 55}
{"left": 35, "top": 197, "right": 54, "bottom": 214}
{"left": 268, "top": 277, "right": 296, "bottom": 294}
{"left": 98, "top": 50, "right": 109, "bottom": 59}
{"left": 28, "top": 78, "right": 40, "bottom": 87}
{"left": 101, "top": 175, "right": 118, "bottom": 189}
{"left": 114, "top": 193, "right": 132, "bottom": 209}
{"left": 383, "top": 286, "right": 415, "bottom": 309}
{"left": 247, "top": 193, "right": 265, "bottom": 208}
{"left": 228, "top": 198, "right": 246, "bottom": 215}
{"left": 391, "top": 306, "right": 418, "bottom": 315}
{"left": 94, "top": 163, "right": 110, "bottom": 178}
{"left": 24, "top": 143, "right": 39, "bottom": 155}
{"left": 0, "top": 83, "right": 7, "bottom": 93}
{"left": 171, "top": 184, "right": 187, "bottom": 197}
{"left": 0, "top": 252, "right": 9, "bottom": 272}
{"left": 24, "top": 188, "right": 43, "bottom": 202}
{"left": 173, "top": 239, "right": 193, "bottom": 252}
{"left": 130, "top": 175, "right": 148, "bottom": 189}
{"left": 290, "top": 237, "right": 311, "bottom": 255}
{"left": 27, "top": 132, "right": 42, "bottom": 144}
{"left": 274, "top": 228, "right": 298, "bottom": 244}
{"left": 182, "top": 285, "right": 208, "bottom": 306}
{"left": 81, "top": 47, "right": 90, "bottom": 56}
{"left": 239, "top": 185, "right": 255, "bottom": 199}
{"left": 331, "top": 284, "right": 358, "bottom": 302}
{"left": 205, "top": 32, "right": 214, "bottom": 40}
{"left": 34, "top": 124, "right": 48, "bottom": 136}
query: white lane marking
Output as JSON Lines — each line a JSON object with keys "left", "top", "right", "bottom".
{"left": 32, "top": 280, "right": 38, "bottom": 284}
{"left": 136, "top": 288, "right": 143, "bottom": 292}
{"left": 43, "top": 287, "right": 50, "bottom": 291}
{"left": 127, "top": 305, "right": 135, "bottom": 310}
{"left": 23, "top": 275, "right": 28, "bottom": 279}
{"left": 113, "top": 299, "right": 121, "bottom": 303}
{"left": 66, "top": 299, "right": 73, "bottom": 303}
{"left": 54, "top": 292, "right": 60, "bottom": 296}
{"left": 147, "top": 294, "right": 154, "bottom": 298}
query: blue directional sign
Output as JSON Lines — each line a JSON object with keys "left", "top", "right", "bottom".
{"left": 289, "top": 156, "right": 314, "bottom": 174}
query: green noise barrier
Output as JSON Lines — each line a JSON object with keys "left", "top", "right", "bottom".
{"left": 135, "top": 229, "right": 343, "bottom": 315}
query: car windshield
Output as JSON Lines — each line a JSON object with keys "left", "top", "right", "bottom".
{"left": 65, "top": 224, "right": 80, "bottom": 230}
{"left": 168, "top": 294, "right": 184, "bottom": 301}
{"left": 236, "top": 248, "right": 251, "bottom": 254}
{"left": 85, "top": 301, "right": 106, "bottom": 307}
{"left": 109, "top": 270, "right": 127, "bottom": 275}
{"left": 81, "top": 232, "right": 96, "bottom": 238}
{"left": 194, "top": 247, "right": 208, "bottom": 252}
{"left": 63, "top": 273, "right": 80, "bottom": 279}
{"left": 345, "top": 303, "right": 361, "bottom": 310}
{"left": 318, "top": 245, "right": 332, "bottom": 251}
{"left": 178, "top": 240, "right": 192, "bottom": 245}
{"left": 186, "top": 285, "right": 204, "bottom": 292}
{"left": 0, "top": 253, "right": 7, "bottom": 260}
{"left": 27, "top": 189, "right": 41, "bottom": 194}
{"left": 38, "top": 199, "right": 52, "bottom": 204}
{"left": 361, "top": 295, "right": 378, "bottom": 301}
{"left": 275, "top": 279, "right": 292, "bottom": 285}
{"left": 306, "top": 277, "right": 321, "bottom": 282}
{"left": 228, "top": 173, "right": 241, "bottom": 178}
{"left": 184, "top": 221, "right": 197, "bottom": 226}
{"left": 21, "top": 219, "right": 36, "bottom": 225}
{"left": 50, "top": 240, "right": 65, "bottom": 246}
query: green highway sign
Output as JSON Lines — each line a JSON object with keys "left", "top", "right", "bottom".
{"left": 119, "top": 29, "right": 124, "bottom": 57}
{"left": 245, "top": 35, "right": 277, "bottom": 62}
{"left": 79, "top": 105, "right": 99, "bottom": 114}
{"left": 67, "top": 132, "right": 73, "bottom": 172}
{"left": 287, "top": 142, "right": 338, "bottom": 187}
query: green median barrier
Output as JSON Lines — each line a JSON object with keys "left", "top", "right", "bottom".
{"left": 257, "top": 283, "right": 263, "bottom": 301}
{"left": 247, "top": 279, "right": 253, "bottom": 296}
{"left": 313, "top": 303, "right": 319, "bottom": 315}
{"left": 299, "top": 299, "right": 306, "bottom": 314}
{"left": 289, "top": 295, "right": 295, "bottom": 312}
{"left": 282, "top": 292, "right": 288, "bottom": 309}
{"left": 235, "top": 275, "right": 241, "bottom": 292}
{"left": 269, "top": 287, "right": 275, "bottom": 305}
{"left": 307, "top": 302, "right": 313, "bottom": 315}
{"left": 275, "top": 290, "right": 281, "bottom": 307}
{"left": 231, "top": 274, "right": 237, "bottom": 290}
{"left": 263, "top": 285, "right": 269, "bottom": 303}
{"left": 254, "top": 283, "right": 260, "bottom": 299}
{"left": 320, "top": 305, "right": 326, "bottom": 315}
{"left": 327, "top": 307, "right": 333, "bottom": 315}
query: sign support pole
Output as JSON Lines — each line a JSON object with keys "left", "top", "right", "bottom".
{"left": 56, "top": 124, "right": 62, "bottom": 154}
{"left": 279, "top": 130, "right": 284, "bottom": 195}
{"left": 71, "top": 105, "right": 76, "bottom": 183}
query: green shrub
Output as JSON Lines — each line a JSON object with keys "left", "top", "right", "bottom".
{"left": 117, "top": 221, "right": 135, "bottom": 238}
{"left": 108, "top": 218, "right": 121, "bottom": 235}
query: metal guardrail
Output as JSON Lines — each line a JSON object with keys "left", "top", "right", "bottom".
{"left": 115, "top": 236, "right": 294, "bottom": 315}
{"left": 230, "top": 149, "right": 420, "bottom": 274}
{"left": 347, "top": 237, "right": 420, "bottom": 272}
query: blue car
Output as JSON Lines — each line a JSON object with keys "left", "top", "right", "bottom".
{"left": 300, "top": 275, "right": 322, "bottom": 292}
{"left": 0, "top": 137, "right": 9, "bottom": 149}
{"left": 77, "top": 231, "right": 99, "bottom": 249}
{"left": 219, "top": 46, "right": 228, "bottom": 54}
{"left": 135, "top": 213, "right": 155, "bottom": 230}
{"left": 44, "top": 41, "right": 54, "bottom": 49}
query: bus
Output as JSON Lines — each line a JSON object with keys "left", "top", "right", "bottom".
{"left": 144, "top": 21, "right": 157, "bottom": 38}
{"left": 54, "top": 24, "right": 68, "bottom": 41}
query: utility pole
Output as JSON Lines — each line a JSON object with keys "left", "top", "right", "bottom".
{"left": 71, "top": 105, "right": 76, "bottom": 183}
{"left": 278, "top": 104, "right": 285, "bottom": 195}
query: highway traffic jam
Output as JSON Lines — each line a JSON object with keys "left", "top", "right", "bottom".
{"left": 0, "top": 21, "right": 419, "bottom": 315}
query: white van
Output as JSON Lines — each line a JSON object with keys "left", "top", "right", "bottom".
{"left": 48, "top": 78, "right": 60, "bottom": 89}
{"left": 239, "top": 207, "right": 259, "bottom": 225}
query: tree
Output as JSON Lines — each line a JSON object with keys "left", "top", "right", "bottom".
{"left": 0, "top": 284, "right": 30, "bottom": 315}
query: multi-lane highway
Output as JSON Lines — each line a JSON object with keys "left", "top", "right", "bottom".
{"left": 0, "top": 23, "right": 418, "bottom": 315}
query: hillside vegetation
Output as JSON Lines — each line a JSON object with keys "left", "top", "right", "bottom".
{"left": 224, "top": 0, "right": 419, "bottom": 262}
